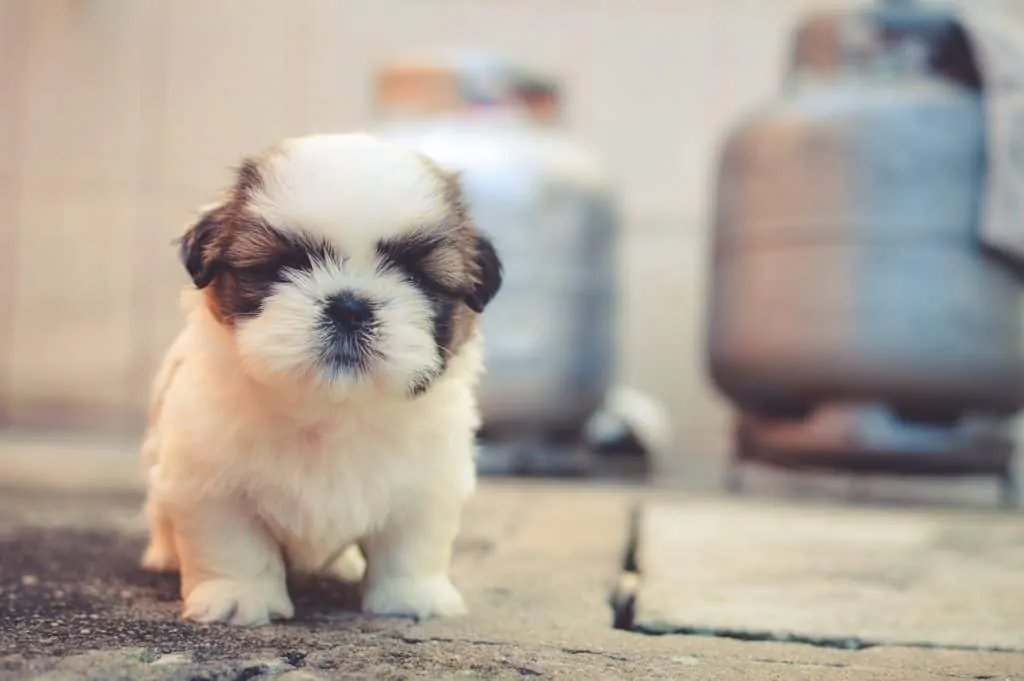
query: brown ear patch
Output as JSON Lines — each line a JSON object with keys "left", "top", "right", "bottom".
{"left": 235, "top": 157, "right": 264, "bottom": 197}
{"left": 413, "top": 157, "right": 500, "bottom": 359}
{"left": 179, "top": 157, "right": 267, "bottom": 288}
{"left": 178, "top": 211, "right": 223, "bottom": 289}
{"left": 433, "top": 163, "right": 502, "bottom": 312}
{"left": 184, "top": 154, "right": 326, "bottom": 324}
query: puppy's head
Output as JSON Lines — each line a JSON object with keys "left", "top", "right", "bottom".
{"left": 178, "top": 133, "right": 502, "bottom": 398}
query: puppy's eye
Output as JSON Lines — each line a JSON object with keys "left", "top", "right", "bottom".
{"left": 231, "top": 248, "right": 314, "bottom": 282}
{"left": 377, "top": 234, "right": 466, "bottom": 299}
{"left": 232, "top": 263, "right": 282, "bottom": 279}
{"left": 378, "top": 254, "right": 449, "bottom": 295}
{"left": 377, "top": 234, "right": 441, "bottom": 268}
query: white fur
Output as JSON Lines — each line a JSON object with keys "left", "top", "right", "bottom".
{"left": 140, "top": 133, "right": 484, "bottom": 626}
{"left": 249, "top": 132, "right": 449, "bottom": 247}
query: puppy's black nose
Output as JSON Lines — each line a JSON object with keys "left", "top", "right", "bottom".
{"left": 325, "top": 293, "right": 374, "bottom": 333}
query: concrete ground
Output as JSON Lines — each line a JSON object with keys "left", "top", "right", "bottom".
{"left": 1, "top": 433, "right": 1023, "bottom": 681}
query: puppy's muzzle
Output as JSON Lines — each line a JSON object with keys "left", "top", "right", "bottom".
{"left": 326, "top": 292, "right": 375, "bottom": 334}
{"left": 317, "top": 292, "right": 379, "bottom": 375}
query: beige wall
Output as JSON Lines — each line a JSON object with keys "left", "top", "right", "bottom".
{"left": 0, "top": 0, "right": 856, "bottom": 480}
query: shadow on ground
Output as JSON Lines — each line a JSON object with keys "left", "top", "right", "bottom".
{"left": 0, "top": 526, "right": 381, "bottom": 661}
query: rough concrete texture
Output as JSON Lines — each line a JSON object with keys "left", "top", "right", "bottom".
{"left": 2, "top": 439, "right": 1024, "bottom": 680}
{"left": 631, "top": 498, "right": 1024, "bottom": 652}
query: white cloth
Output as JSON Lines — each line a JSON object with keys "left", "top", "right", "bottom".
{"left": 953, "top": 0, "right": 1024, "bottom": 264}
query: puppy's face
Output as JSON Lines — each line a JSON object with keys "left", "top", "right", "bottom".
{"left": 178, "top": 133, "right": 502, "bottom": 398}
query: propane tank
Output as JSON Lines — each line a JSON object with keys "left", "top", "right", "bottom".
{"left": 373, "top": 52, "right": 620, "bottom": 439}
{"left": 705, "top": 0, "right": 1023, "bottom": 499}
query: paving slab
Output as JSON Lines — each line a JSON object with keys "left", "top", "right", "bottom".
{"left": 630, "top": 497, "right": 1024, "bottom": 651}
{"left": 2, "top": 435, "right": 1024, "bottom": 680}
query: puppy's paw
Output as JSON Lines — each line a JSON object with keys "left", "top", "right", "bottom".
{"left": 140, "top": 541, "right": 178, "bottom": 572}
{"left": 182, "top": 578, "right": 294, "bottom": 627}
{"left": 362, "top": 574, "right": 466, "bottom": 620}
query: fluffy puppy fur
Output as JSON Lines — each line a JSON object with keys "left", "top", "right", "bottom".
{"left": 139, "top": 132, "right": 502, "bottom": 626}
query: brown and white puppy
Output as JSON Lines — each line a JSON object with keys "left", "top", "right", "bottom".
{"left": 139, "top": 132, "right": 502, "bottom": 626}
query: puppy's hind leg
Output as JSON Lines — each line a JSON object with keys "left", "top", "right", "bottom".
{"left": 172, "top": 499, "right": 294, "bottom": 627}
{"left": 140, "top": 497, "right": 179, "bottom": 572}
{"left": 323, "top": 543, "right": 366, "bottom": 583}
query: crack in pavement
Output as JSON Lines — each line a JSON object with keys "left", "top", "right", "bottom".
{"left": 630, "top": 622, "right": 1024, "bottom": 655}
{"left": 608, "top": 505, "right": 1024, "bottom": 656}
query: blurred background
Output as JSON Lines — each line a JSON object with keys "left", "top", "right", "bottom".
{"left": 1, "top": 0, "right": 1021, "bottom": 503}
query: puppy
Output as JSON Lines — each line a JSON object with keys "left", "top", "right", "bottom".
{"left": 139, "top": 132, "right": 502, "bottom": 626}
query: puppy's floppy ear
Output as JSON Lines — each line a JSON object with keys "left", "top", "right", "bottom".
{"left": 466, "top": 233, "right": 503, "bottom": 313}
{"left": 177, "top": 209, "right": 223, "bottom": 289}
{"left": 437, "top": 165, "right": 502, "bottom": 312}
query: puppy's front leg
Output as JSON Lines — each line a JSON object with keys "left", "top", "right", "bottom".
{"left": 361, "top": 497, "right": 467, "bottom": 619}
{"left": 172, "top": 499, "right": 294, "bottom": 627}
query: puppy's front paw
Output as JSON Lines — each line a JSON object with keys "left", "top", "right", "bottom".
{"left": 362, "top": 574, "right": 466, "bottom": 620}
{"left": 183, "top": 578, "right": 294, "bottom": 627}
